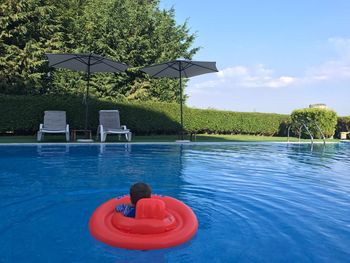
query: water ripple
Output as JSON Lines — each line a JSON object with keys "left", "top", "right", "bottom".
{"left": 0, "top": 143, "right": 349, "bottom": 262}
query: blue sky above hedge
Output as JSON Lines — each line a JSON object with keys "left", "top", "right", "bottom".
{"left": 160, "top": 0, "right": 350, "bottom": 116}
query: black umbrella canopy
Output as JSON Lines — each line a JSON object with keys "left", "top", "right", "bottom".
{"left": 141, "top": 59, "right": 218, "bottom": 139}
{"left": 46, "top": 53, "right": 129, "bottom": 73}
{"left": 141, "top": 59, "right": 217, "bottom": 78}
{"left": 46, "top": 53, "right": 129, "bottom": 130}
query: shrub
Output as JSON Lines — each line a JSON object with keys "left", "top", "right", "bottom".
{"left": 335, "top": 116, "right": 350, "bottom": 138}
{"left": 0, "top": 95, "right": 289, "bottom": 136}
{"left": 290, "top": 108, "right": 338, "bottom": 138}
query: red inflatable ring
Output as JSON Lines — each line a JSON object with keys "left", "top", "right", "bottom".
{"left": 89, "top": 195, "right": 198, "bottom": 250}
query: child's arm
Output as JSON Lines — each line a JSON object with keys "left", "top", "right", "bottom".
{"left": 115, "top": 204, "right": 127, "bottom": 212}
{"left": 115, "top": 204, "right": 135, "bottom": 217}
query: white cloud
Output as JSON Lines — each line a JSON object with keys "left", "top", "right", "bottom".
{"left": 328, "top": 37, "right": 350, "bottom": 59}
{"left": 194, "top": 64, "right": 297, "bottom": 90}
{"left": 266, "top": 76, "right": 296, "bottom": 88}
{"left": 192, "top": 37, "right": 350, "bottom": 92}
{"left": 302, "top": 37, "right": 350, "bottom": 82}
{"left": 186, "top": 37, "right": 350, "bottom": 115}
{"left": 304, "top": 60, "right": 350, "bottom": 82}
{"left": 217, "top": 66, "right": 248, "bottom": 77}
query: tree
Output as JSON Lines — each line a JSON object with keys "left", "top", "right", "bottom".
{"left": 55, "top": 0, "right": 198, "bottom": 102}
{"left": 0, "top": 0, "right": 63, "bottom": 94}
{"left": 0, "top": 0, "right": 199, "bottom": 103}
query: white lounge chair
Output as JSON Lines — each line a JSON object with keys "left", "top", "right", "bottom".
{"left": 97, "top": 110, "right": 132, "bottom": 142}
{"left": 37, "top": 111, "right": 70, "bottom": 141}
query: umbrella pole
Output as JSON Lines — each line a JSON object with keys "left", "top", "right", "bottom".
{"left": 85, "top": 55, "right": 91, "bottom": 130}
{"left": 179, "top": 70, "right": 184, "bottom": 140}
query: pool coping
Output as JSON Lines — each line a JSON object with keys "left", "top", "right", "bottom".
{"left": 0, "top": 141, "right": 341, "bottom": 146}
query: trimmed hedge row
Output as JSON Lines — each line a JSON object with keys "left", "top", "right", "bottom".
{"left": 0, "top": 95, "right": 180, "bottom": 134}
{"left": 0, "top": 95, "right": 289, "bottom": 136}
{"left": 184, "top": 108, "right": 288, "bottom": 135}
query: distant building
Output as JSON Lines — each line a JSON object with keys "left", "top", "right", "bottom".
{"left": 309, "top": 103, "right": 328, "bottom": 109}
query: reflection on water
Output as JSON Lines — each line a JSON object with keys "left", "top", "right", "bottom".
{"left": 0, "top": 143, "right": 349, "bottom": 262}
{"left": 37, "top": 144, "right": 70, "bottom": 156}
{"left": 98, "top": 144, "right": 132, "bottom": 156}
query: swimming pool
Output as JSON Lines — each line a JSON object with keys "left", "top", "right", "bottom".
{"left": 0, "top": 143, "right": 349, "bottom": 262}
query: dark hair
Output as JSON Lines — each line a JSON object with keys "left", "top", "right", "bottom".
{"left": 130, "top": 182, "right": 151, "bottom": 205}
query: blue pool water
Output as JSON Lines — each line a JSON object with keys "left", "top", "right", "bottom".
{"left": 0, "top": 143, "right": 350, "bottom": 263}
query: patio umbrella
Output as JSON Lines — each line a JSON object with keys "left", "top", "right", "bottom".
{"left": 141, "top": 59, "right": 218, "bottom": 139}
{"left": 45, "top": 53, "right": 129, "bottom": 129}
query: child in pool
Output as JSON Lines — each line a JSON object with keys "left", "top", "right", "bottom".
{"left": 115, "top": 182, "right": 152, "bottom": 218}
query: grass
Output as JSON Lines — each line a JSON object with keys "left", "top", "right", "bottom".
{"left": 0, "top": 134, "right": 338, "bottom": 143}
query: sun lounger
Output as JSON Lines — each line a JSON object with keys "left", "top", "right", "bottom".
{"left": 97, "top": 110, "right": 132, "bottom": 142}
{"left": 37, "top": 111, "right": 70, "bottom": 141}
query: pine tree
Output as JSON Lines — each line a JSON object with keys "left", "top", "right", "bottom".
{"left": 0, "top": 0, "right": 199, "bottom": 103}
{"left": 0, "top": 0, "right": 63, "bottom": 94}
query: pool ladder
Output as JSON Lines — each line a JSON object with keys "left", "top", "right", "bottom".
{"left": 287, "top": 121, "right": 326, "bottom": 145}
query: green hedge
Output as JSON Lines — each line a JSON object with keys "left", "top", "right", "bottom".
{"left": 0, "top": 95, "right": 290, "bottom": 136}
{"left": 0, "top": 95, "right": 182, "bottom": 134}
{"left": 291, "top": 108, "right": 338, "bottom": 138}
{"left": 185, "top": 108, "right": 288, "bottom": 135}
{"left": 335, "top": 116, "right": 350, "bottom": 137}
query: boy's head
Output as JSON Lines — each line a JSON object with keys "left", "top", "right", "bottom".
{"left": 130, "top": 182, "right": 151, "bottom": 205}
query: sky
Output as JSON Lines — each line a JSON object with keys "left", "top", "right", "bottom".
{"left": 159, "top": 0, "right": 350, "bottom": 116}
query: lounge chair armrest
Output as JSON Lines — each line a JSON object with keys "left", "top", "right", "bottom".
{"left": 39, "top": 123, "right": 43, "bottom": 130}
{"left": 121, "top": 125, "right": 127, "bottom": 130}
{"left": 66, "top": 124, "right": 69, "bottom": 132}
{"left": 99, "top": 125, "right": 104, "bottom": 134}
